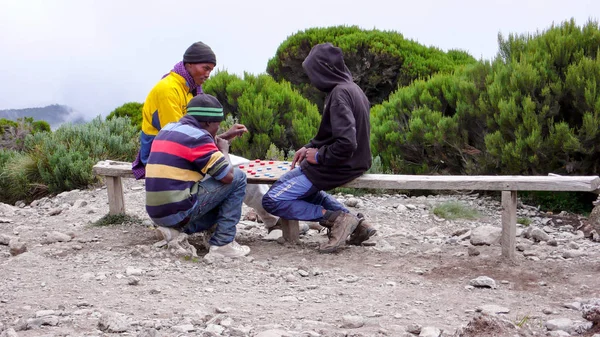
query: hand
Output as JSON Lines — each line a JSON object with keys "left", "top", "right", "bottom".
{"left": 220, "top": 124, "right": 248, "bottom": 141}
{"left": 291, "top": 147, "right": 308, "bottom": 169}
{"left": 215, "top": 136, "right": 230, "bottom": 153}
{"left": 305, "top": 147, "right": 318, "bottom": 165}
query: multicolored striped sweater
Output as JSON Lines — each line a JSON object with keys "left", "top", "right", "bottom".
{"left": 145, "top": 115, "right": 230, "bottom": 226}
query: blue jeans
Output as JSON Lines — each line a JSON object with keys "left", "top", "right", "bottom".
{"left": 262, "top": 167, "right": 348, "bottom": 221}
{"left": 183, "top": 168, "right": 247, "bottom": 246}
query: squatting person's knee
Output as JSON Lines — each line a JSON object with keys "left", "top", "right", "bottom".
{"left": 261, "top": 190, "right": 277, "bottom": 215}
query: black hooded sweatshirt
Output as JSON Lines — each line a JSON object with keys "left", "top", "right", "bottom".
{"left": 300, "top": 43, "right": 372, "bottom": 191}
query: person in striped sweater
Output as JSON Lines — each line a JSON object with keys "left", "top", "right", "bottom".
{"left": 145, "top": 93, "right": 250, "bottom": 258}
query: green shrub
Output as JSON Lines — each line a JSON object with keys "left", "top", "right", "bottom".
{"left": 204, "top": 71, "right": 320, "bottom": 160}
{"left": 267, "top": 25, "right": 476, "bottom": 109}
{"left": 371, "top": 62, "right": 491, "bottom": 174}
{"left": 432, "top": 201, "right": 480, "bottom": 220}
{"left": 518, "top": 191, "right": 596, "bottom": 215}
{"left": 106, "top": 102, "right": 143, "bottom": 130}
{"left": 93, "top": 213, "right": 142, "bottom": 227}
{"left": 517, "top": 217, "right": 532, "bottom": 226}
{"left": 0, "top": 149, "right": 43, "bottom": 204}
{"left": 0, "top": 117, "right": 51, "bottom": 151}
{"left": 24, "top": 116, "right": 138, "bottom": 194}
{"left": 371, "top": 19, "right": 600, "bottom": 178}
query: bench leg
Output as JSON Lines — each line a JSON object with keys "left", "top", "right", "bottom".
{"left": 280, "top": 219, "right": 300, "bottom": 244}
{"left": 501, "top": 190, "right": 517, "bottom": 260}
{"left": 106, "top": 176, "right": 125, "bottom": 215}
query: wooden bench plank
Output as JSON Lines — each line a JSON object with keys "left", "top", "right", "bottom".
{"left": 93, "top": 160, "right": 600, "bottom": 192}
{"left": 92, "top": 160, "right": 600, "bottom": 259}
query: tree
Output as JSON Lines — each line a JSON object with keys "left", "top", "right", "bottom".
{"left": 204, "top": 71, "right": 321, "bottom": 160}
{"left": 106, "top": 102, "right": 143, "bottom": 130}
{"left": 267, "top": 26, "right": 476, "bottom": 110}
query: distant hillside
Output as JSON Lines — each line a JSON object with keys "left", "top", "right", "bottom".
{"left": 0, "top": 104, "right": 87, "bottom": 129}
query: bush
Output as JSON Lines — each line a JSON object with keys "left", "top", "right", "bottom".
{"left": 106, "top": 102, "right": 143, "bottom": 130}
{"left": 371, "top": 62, "right": 491, "bottom": 174}
{"left": 23, "top": 116, "right": 139, "bottom": 194}
{"left": 0, "top": 117, "right": 51, "bottom": 151}
{"left": 267, "top": 25, "right": 476, "bottom": 109}
{"left": 371, "top": 19, "right": 600, "bottom": 177}
{"left": 204, "top": 71, "right": 321, "bottom": 160}
{"left": 432, "top": 201, "right": 480, "bottom": 220}
{"left": 0, "top": 149, "right": 43, "bottom": 204}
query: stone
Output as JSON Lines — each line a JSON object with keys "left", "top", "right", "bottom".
{"left": 562, "top": 250, "right": 585, "bottom": 259}
{"left": 477, "top": 304, "right": 510, "bottom": 314}
{"left": 419, "top": 326, "right": 442, "bottom": 337}
{"left": 406, "top": 324, "right": 422, "bottom": 334}
{"left": 8, "top": 239, "right": 27, "bottom": 256}
{"left": 172, "top": 324, "right": 195, "bottom": 333}
{"left": 344, "top": 198, "right": 361, "bottom": 207}
{"left": 469, "top": 276, "right": 497, "bottom": 288}
{"left": 255, "top": 329, "right": 289, "bottom": 337}
{"left": 341, "top": 315, "right": 364, "bottom": 329}
{"left": 468, "top": 246, "right": 480, "bottom": 256}
{"left": 531, "top": 228, "right": 551, "bottom": 242}
{"left": 470, "top": 226, "right": 502, "bottom": 246}
{"left": 97, "top": 311, "right": 130, "bottom": 333}
{"left": 42, "top": 231, "right": 72, "bottom": 244}
{"left": 582, "top": 299, "right": 600, "bottom": 324}
{"left": 545, "top": 318, "right": 574, "bottom": 333}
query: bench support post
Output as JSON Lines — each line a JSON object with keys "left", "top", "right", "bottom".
{"left": 280, "top": 219, "right": 300, "bottom": 243}
{"left": 501, "top": 190, "right": 517, "bottom": 260}
{"left": 106, "top": 176, "right": 125, "bottom": 215}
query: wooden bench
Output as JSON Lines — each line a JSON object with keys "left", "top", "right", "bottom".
{"left": 92, "top": 160, "right": 600, "bottom": 260}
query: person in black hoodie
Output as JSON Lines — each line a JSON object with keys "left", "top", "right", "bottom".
{"left": 262, "top": 42, "right": 376, "bottom": 253}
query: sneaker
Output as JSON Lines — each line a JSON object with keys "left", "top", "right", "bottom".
{"left": 207, "top": 240, "right": 251, "bottom": 258}
{"left": 346, "top": 215, "right": 377, "bottom": 246}
{"left": 318, "top": 213, "right": 359, "bottom": 253}
{"left": 156, "top": 226, "right": 197, "bottom": 258}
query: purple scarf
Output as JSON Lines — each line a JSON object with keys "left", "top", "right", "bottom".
{"left": 164, "top": 61, "right": 203, "bottom": 95}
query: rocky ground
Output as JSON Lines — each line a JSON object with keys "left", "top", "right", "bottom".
{"left": 1, "top": 178, "right": 600, "bottom": 337}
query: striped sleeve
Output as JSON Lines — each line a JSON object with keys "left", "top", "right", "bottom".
{"left": 197, "top": 151, "right": 230, "bottom": 180}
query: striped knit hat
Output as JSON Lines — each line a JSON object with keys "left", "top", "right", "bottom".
{"left": 187, "top": 94, "right": 224, "bottom": 122}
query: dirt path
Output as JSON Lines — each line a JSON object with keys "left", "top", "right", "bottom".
{"left": 1, "top": 179, "right": 599, "bottom": 336}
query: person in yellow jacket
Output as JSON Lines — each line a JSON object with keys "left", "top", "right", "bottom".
{"left": 132, "top": 41, "right": 295, "bottom": 249}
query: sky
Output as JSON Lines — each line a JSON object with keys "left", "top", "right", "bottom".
{"left": 0, "top": 0, "right": 598, "bottom": 119}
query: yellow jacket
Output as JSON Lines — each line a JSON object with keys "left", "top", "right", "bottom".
{"left": 139, "top": 72, "right": 194, "bottom": 164}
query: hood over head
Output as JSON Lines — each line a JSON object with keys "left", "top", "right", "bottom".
{"left": 302, "top": 43, "right": 353, "bottom": 92}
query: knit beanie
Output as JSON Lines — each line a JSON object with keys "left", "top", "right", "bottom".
{"left": 183, "top": 41, "right": 217, "bottom": 65}
{"left": 187, "top": 94, "right": 224, "bottom": 123}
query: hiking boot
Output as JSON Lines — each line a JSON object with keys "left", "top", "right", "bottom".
{"left": 157, "top": 226, "right": 197, "bottom": 258}
{"left": 206, "top": 240, "right": 251, "bottom": 258}
{"left": 347, "top": 216, "right": 377, "bottom": 246}
{"left": 318, "top": 213, "right": 359, "bottom": 253}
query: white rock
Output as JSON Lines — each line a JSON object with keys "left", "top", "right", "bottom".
{"left": 477, "top": 304, "right": 510, "bottom": 314}
{"left": 255, "top": 329, "right": 289, "bottom": 337}
{"left": 545, "top": 318, "right": 574, "bottom": 333}
{"left": 125, "top": 267, "right": 143, "bottom": 276}
{"left": 341, "top": 315, "right": 364, "bottom": 329}
{"left": 469, "top": 276, "right": 497, "bottom": 288}
{"left": 97, "top": 311, "right": 130, "bottom": 333}
{"left": 419, "top": 326, "right": 442, "bottom": 337}
{"left": 172, "top": 324, "right": 195, "bottom": 333}
{"left": 470, "top": 226, "right": 502, "bottom": 245}
{"left": 205, "top": 324, "right": 225, "bottom": 334}
{"left": 42, "top": 231, "right": 72, "bottom": 244}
